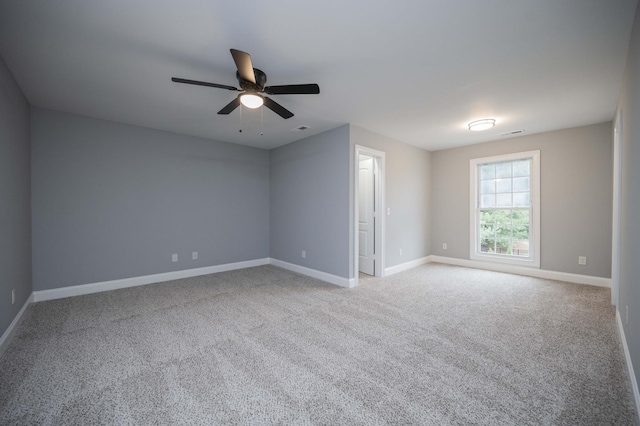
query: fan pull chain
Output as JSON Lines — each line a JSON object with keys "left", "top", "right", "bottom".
{"left": 261, "top": 105, "right": 264, "bottom": 136}
{"left": 238, "top": 104, "right": 243, "bottom": 133}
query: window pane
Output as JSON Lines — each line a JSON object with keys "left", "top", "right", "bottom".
{"left": 496, "top": 178, "right": 512, "bottom": 193}
{"left": 495, "top": 209, "right": 511, "bottom": 223}
{"left": 497, "top": 193, "right": 512, "bottom": 207}
{"left": 513, "top": 176, "right": 529, "bottom": 192}
{"left": 495, "top": 239, "right": 510, "bottom": 254}
{"left": 513, "top": 192, "right": 530, "bottom": 207}
{"left": 512, "top": 240, "right": 530, "bottom": 257}
{"left": 496, "top": 162, "right": 512, "bottom": 178}
{"left": 511, "top": 209, "right": 530, "bottom": 225}
{"left": 480, "top": 238, "right": 495, "bottom": 253}
{"left": 481, "top": 194, "right": 496, "bottom": 208}
{"left": 481, "top": 180, "right": 496, "bottom": 194}
{"left": 480, "top": 224, "right": 494, "bottom": 240}
{"left": 495, "top": 211, "right": 511, "bottom": 243}
{"left": 480, "top": 164, "right": 495, "bottom": 180}
{"left": 512, "top": 160, "right": 530, "bottom": 177}
{"left": 480, "top": 210, "right": 495, "bottom": 224}
{"left": 513, "top": 225, "right": 529, "bottom": 240}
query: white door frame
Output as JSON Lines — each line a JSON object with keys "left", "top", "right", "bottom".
{"left": 612, "top": 110, "right": 623, "bottom": 307}
{"left": 358, "top": 154, "right": 376, "bottom": 275}
{"left": 353, "top": 144, "right": 385, "bottom": 286}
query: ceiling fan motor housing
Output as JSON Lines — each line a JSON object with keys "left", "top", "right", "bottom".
{"left": 237, "top": 68, "right": 267, "bottom": 92}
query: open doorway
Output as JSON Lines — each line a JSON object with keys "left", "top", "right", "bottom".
{"left": 354, "top": 145, "right": 385, "bottom": 286}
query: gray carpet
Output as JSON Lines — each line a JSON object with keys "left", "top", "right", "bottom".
{"left": 0, "top": 263, "right": 637, "bottom": 425}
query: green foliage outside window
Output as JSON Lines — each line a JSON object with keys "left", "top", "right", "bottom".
{"left": 480, "top": 209, "right": 530, "bottom": 256}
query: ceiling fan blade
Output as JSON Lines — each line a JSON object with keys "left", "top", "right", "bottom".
{"left": 171, "top": 77, "right": 238, "bottom": 91}
{"left": 263, "top": 97, "right": 294, "bottom": 119}
{"left": 263, "top": 84, "right": 320, "bottom": 95}
{"left": 230, "top": 49, "right": 256, "bottom": 84}
{"left": 217, "top": 96, "right": 241, "bottom": 115}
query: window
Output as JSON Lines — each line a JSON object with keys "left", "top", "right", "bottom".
{"left": 470, "top": 151, "right": 540, "bottom": 267}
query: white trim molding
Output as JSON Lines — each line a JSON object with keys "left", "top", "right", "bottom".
{"left": 385, "top": 256, "right": 431, "bottom": 277}
{"left": 269, "top": 258, "right": 354, "bottom": 288}
{"left": 33, "top": 258, "right": 270, "bottom": 302}
{"left": 353, "top": 144, "right": 386, "bottom": 286}
{"left": 612, "top": 110, "right": 623, "bottom": 307}
{"left": 0, "top": 293, "right": 34, "bottom": 357}
{"left": 32, "top": 257, "right": 354, "bottom": 304}
{"left": 617, "top": 310, "right": 640, "bottom": 421}
{"left": 429, "top": 255, "right": 611, "bottom": 288}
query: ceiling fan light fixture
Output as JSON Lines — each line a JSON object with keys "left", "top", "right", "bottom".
{"left": 173, "top": 49, "right": 318, "bottom": 119}
{"left": 468, "top": 119, "right": 496, "bottom": 131}
{"left": 240, "top": 93, "right": 264, "bottom": 109}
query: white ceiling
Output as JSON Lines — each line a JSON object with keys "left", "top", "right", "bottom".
{"left": 0, "top": 0, "right": 637, "bottom": 151}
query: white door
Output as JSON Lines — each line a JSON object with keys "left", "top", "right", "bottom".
{"left": 359, "top": 155, "right": 375, "bottom": 275}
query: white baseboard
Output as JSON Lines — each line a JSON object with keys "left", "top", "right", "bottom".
{"left": 617, "top": 309, "right": 640, "bottom": 421}
{"left": 429, "top": 255, "right": 611, "bottom": 288}
{"left": 32, "top": 258, "right": 352, "bottom": 303}
{"left": 33, "top": 258, "right": 270, "bottom": 302}
{"left": 269, "top": 258, "right": 353, "bottom": 288}
{"left": 0, "top": 293, "right": 34, "bottom": 357}
{"left": 385, "top": 256, "right": 431, "bottom": 277}
{"left": 28, "top": 255, "right": 612, "bottom": 304}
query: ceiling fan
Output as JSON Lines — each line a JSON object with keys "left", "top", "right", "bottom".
{"left": 172, "top": 49, "right": 320, "bottom": 119}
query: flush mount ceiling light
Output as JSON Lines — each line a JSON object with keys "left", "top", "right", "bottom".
{"left": 240, "top": 93, "right": 264, "bottom": 109}
{"left": 468, "top": 119, "right": 496, "bottom": 131}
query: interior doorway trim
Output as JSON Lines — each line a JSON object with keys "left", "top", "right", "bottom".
{"left": 612, "top": 110, "right": 623, "bottom": 307}
{"left": 353, "top": 144, "right": 386, "bottom": 287}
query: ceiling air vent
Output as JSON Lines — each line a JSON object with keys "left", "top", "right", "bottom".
{"left": 500, "top": 130, "right": 524, "bottom": 136}
{"left": 291, "top": 125, "right": 310, "bottom": 132}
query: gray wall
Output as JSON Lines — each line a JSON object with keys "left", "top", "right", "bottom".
{"left": 31, "top": 108, "right": 270, "bottom": 290}
{"left": 0, "top": 55, "right": 31, "bottom": 337}
{"left": 617, "top": 2, "right": 640, "bottom": 391}
{"left": 349, "top": 125, "right": 431, "bottom": 277}
{"left": 270, "top": 125, "right": 351, "bottom": 278}
{"left": 431, "top": 122, "right": 613, "bottom": 278}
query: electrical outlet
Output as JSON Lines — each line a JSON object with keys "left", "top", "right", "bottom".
{"left": 192, "top": 251, "right": 198, "bottom": 260}
{"left": 12, "top": 289, "right": 15, "bottom": 305}
{"left": 399, "top": 248, "right": 403, "bottom": 256}
{"left": 626, "top": 306, "right": 629, "bottom": 325}
{"left": 442, "top": 243, "right": 447, "bottom": 250}
{"left": 172, "top": 253, "right": 178, "bottom": 262}
{"left": 578, "top": 256, "right": 587, "bottom": 265}
{"left": 301, "top": 250, "right": 306, "bottom": 259}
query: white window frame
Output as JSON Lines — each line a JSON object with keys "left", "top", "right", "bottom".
{"left": 469, "top": 150, "right": 540, "bottom": 268}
